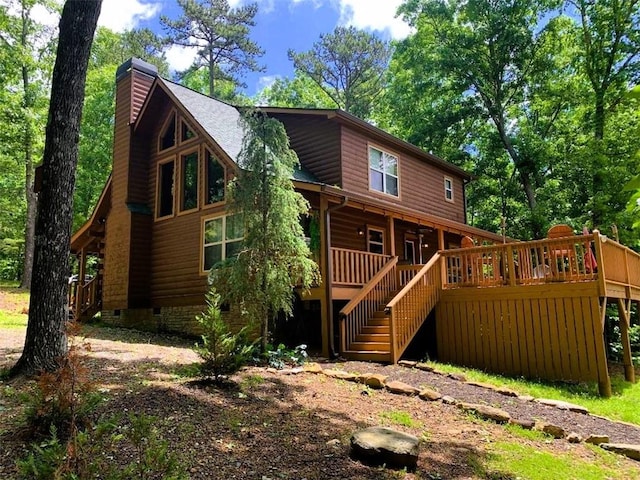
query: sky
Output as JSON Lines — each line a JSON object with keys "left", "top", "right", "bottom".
{"left": 93, "top": 0, "right": 413, "bottom": 97}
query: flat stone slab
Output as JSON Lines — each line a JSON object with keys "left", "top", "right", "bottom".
{"left": 303, "top": 363, "right": 323, "bottom": 373}
{"left": 357, "top": 373, "right": 387, "bottom": 389}
{"left": 458, "top": 402, "right": 511, "bottom": 424}
{"left": 323, "top": 369, "right": 357, "bottom": 381}
{"left": 415, "top": 362, "right": 435, "bottom": 372}
{"left": 509, "top": 418, "right": 535, "bottom": 430}
{"left": 585, "top": 434, "right": 610, "bottom": 445}
{"left": 540, "top": 423, "right": 566, "bottom": 439}
{"left": 398, "top": 360, "right": 417, "bottom": 368}
{"left": 535, "top": 398, "right": 589, "bottom": 414}
{"left": 418, "top": 388, "right": 442, "bottom": 401}
{"left": 385, "top": 380, "right": 420, "bottom": 396}
{"left": 351, "top": 426, "right": 419, "bottom": 468}
{"left": 600, "top": 443, "right": 640, "bottom": 461}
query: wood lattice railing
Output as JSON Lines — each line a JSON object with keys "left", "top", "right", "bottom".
{"left": 339, "top": 256, "right": 399, "bottom": 354}
{"left": 386, "top": 254, "right": 442, "bottom": 363}
{"left": 331, "top": 247, "right": 391, "bottom": 286}
{"left": 441, "top": 234, "right": 601, "bottom": 288}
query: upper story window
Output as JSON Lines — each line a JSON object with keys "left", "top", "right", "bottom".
{"left": 444, "top": 176, "right": 454, "bottom": 202}
{"left": 202, "top": 214, "right": 244, "bottom": 271}
{"left": 159, "top": 112, "right": 176, "bottom": 151}
{"left": 180, "top": 151, "right": 199, "bottom": 212}
{"left": 205, "top": 149, "right": 225, "bottom": 205}
{"left": 369, "top": 146, "right": 398, "bottom": 197}
{"left": 181, "top": 119, "right": 196, "bottom": 142}
{"left": 157, "top": 159, "right": 175, "bottom": 218}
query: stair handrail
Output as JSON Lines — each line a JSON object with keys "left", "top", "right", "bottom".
{"left": 340, "top": 256, "right": 399, "bottom": 318}
{"left": 339, "top": 256, "right": 399, "bottom": 354}
{"left": 386, "top": 253, "right": 442, "bottom": 363}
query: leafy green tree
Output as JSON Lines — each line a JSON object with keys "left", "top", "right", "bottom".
{"left": 0, "top": 0, "right": 57, "bottom": 286}
{"left": 288, "top": 26, "right": 391, "bottom": 119}
{"left": 568, "top": 0, "right": 640, "bottom": 229}
{"left": 386, "top": 0, "right": 563, "bottom": 238}
{"left": 211, "top": 111, "right": 320, "bottom": 352}
{"left": 11, "top": 0, "right": 102, "bottom": 376}
{"left": 255, "top": 73, "right": 336, "bottom": 109}
{"left": 161, "top": 0, "right": 264, "bottom": 97}
{"left": 179, "top": 67, "right": 252, "bottom": 104}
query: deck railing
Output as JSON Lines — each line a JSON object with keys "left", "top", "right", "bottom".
{"left": 331, "top": 247, "right": 391, "bottom": 286}
{"left": 68, "top": 276, "right": 99, "bottom": 320}
{"left": 339, "top": 256, "right": 399, "bottom": 353}
{"left": 387, "top": 254, "right": 442, "bottom": 363}
{"left": 596, "top": 234, "right": 640, "bottom": 294}
{"left": 441, "top": 234, "right": 601, "bottom": 288}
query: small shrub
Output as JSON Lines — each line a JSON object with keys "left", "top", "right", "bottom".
{"left": 266, "top": 343, "right": 308, "bottom": 369}
{"left": 195, "top": 289, "right": 254, "bottom": 383}
{"left": 17, "top": 414, "right": 187, "bottom": 480}
{"left": 22, "top": 323, "right": 101, "bottom": 441}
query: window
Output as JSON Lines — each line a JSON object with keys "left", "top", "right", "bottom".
{"left": 444, "top": 177, "right": 454, "bottom": 202}
{"left": 205, "top": 149, "right": 225, "bottom": 205}
{"left": 203, "top": 214, "right": 244, "bottom": 271}
{"left": 157, "top": 160, "right": 175, "bottom": 218}
{"left": 181, "top": 119, "right": 196, "bottom": 142}
{"left": 159, "top": 112, "right": 176, "bottom": 151}
{"left": 367, "top": 227, "right": 385, "bottom": 254}
{"left": 369, "top": 146, "right": 398, "bottom": 197}
{"left": 180, "top": 151, "right": 199, "bottom": 212}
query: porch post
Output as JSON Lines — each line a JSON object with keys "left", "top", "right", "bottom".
{"left": 319, "top": 196, "right": 329, "bottom": 358}
{"left": 76, "top": 247, "right": 87, "bottom": 321}
{"left": 616, "top": 298, "right": 636, "bottom": 383}
{"left": 387, "top": 215, "right": 395, "bottom": 257}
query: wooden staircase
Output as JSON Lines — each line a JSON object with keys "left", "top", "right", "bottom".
{"left": 340, "top": 254, "right": 443, "bottom": 363}
{"left": 344, "top": 299, "right": 393, "bottom": 361}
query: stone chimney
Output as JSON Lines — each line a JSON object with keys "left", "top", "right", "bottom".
{"left": 103, "top": 58, "right": 157, "bottom": 311}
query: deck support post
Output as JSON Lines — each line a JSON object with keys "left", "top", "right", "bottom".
{"left": 387, "top": 215, "right": 395, "bottom": 257}
{"left": 319, "top": 196, "right": 329, "bottom": 358}
{"left": 616, "top": 298, "right": 636, "bottom": 383}
{"left": 597, "top": 297, "right": 612, "bottom": 397}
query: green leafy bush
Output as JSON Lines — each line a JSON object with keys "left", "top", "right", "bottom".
{"left": 267, "top": 343, "right": 308, "bottom": 369}
{"left": 195, "top": 289, "right": 254, "bottom": 383}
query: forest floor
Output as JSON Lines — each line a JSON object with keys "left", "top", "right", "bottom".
{"left": 2, "top": 289, "right": 640, "bottom": 479}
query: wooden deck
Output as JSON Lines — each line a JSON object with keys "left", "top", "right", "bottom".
{"left": 335, "top": 232, "right": 640, "bottom": 396}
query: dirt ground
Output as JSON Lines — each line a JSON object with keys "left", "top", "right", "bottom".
{"left": 2, "top": 323, "right": 640, "bottom": 480}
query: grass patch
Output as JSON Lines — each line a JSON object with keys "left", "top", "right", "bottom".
{"left": 0, "top": 311, "right": 27, "bottom": 328}
{"left": 379, "top": 410, "right": 421, "bottom": 428}
{"left": 424, "top": 360, "right": 640, "bottom": 425}
{"left": 484, "top": 441, "right": 638, "bottom": 480}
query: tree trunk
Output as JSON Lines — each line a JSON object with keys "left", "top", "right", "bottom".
{"left": 19, "top": 8, "right": 36, "bottom": 289}
{"left": 591, "top": 91, "right": 606, "bottom": 227}
{"left": 208, "top": 49, "right": 215, "bottom": 97}
{"left": 11, "top": 0, "right": 102, "bottom": 377}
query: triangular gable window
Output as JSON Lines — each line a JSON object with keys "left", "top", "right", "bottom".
{"left": 159, "top": 112, "right": 176, "bottom": 151}
{"left": 181, "top": 119, "right": 197, "bottom": 143}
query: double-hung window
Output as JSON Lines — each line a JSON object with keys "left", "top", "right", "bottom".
{"left": 369, "top": 146, "right": 398, "bottom": 197}
{"left": 203, "top": 214, "right": 244, "bottom": 271}
{"left": 444, "top": 177, "right": 454, "bottom": 202}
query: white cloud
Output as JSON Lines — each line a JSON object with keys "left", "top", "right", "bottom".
{"left": 98, "top": 0, "right": 161, "bottom": 32}
{"left": 257, "top": 75, "right": 279, "bottom": 90}
{"left": 333, "top": 0, "right": 411, "bottom": 39}
{"left": 30, "top": 3, "right": 59, "bottom": 27}
{"left": 165, "top": 44, "right": 199, "bottom": 72}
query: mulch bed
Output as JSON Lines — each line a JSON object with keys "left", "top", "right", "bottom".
{"left": 2, "top": 326, "right": 640, "bottom": 479}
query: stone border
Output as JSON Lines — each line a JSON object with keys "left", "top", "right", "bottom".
{"left": 269, "top": 362, "right": 640, "bottom": 463}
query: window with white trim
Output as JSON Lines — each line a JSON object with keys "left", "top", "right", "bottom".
{"left": 367, "top": 227, "right": 385, "bottom": 254}
{"left": 444, "top": 177, "right": 454, "bottom": 202}
{"left": 203, "top": 214, "right": 244, "bottom": 271}
{"left": 369, "top": 146, "right": 398, "bottom": 196}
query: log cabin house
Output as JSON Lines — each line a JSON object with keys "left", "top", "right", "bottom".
{"left": 70, "top": 58, "right": 640, "bottom": 396}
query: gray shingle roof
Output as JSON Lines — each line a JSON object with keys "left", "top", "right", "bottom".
{"left": 159, "top": 79, "right": 322, "bottom": 185}
{"left": 160, "top": 79, "right": 245, "bottom": 163}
